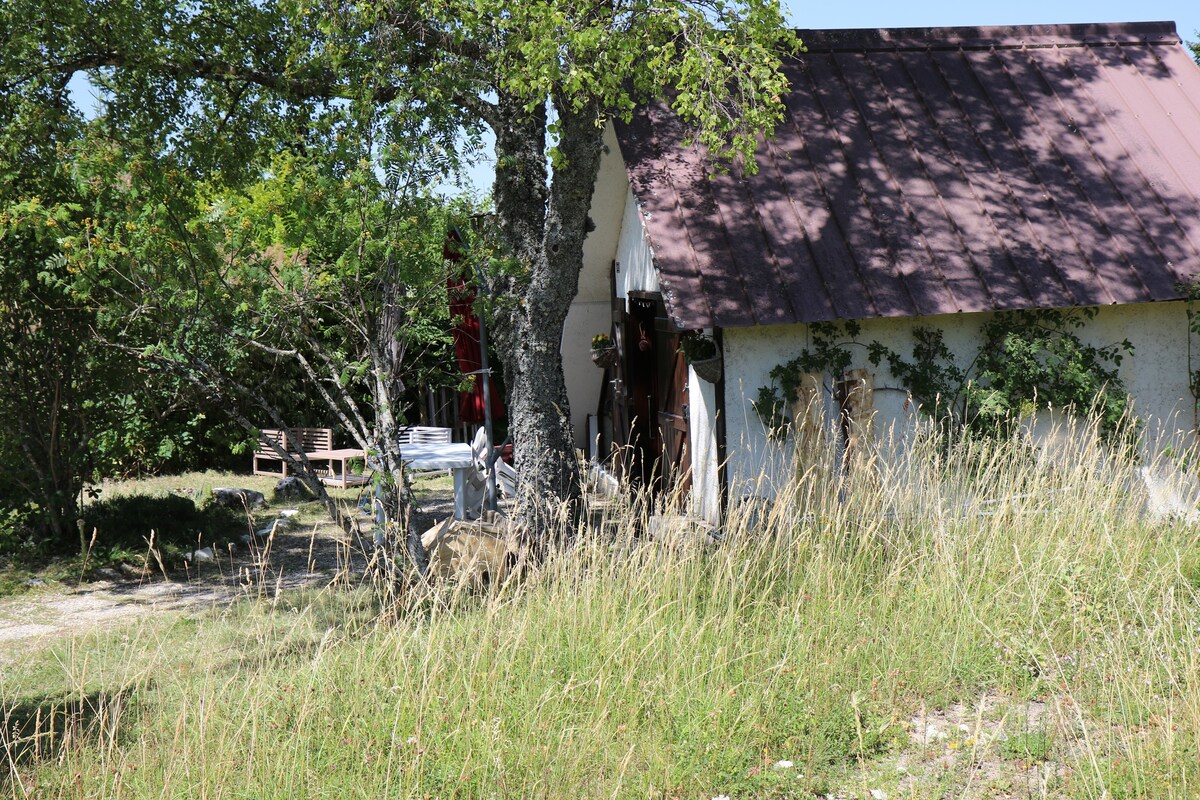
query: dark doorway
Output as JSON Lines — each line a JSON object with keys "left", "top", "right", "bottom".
{"left": 605, "top": 291, "right": 691, "bottom": 497}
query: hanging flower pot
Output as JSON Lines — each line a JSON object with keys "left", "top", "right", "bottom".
{"left": 590, "top": 333, "right": 618, "bottom": 368}
{"left": 691, "top": 353, "right": 723, "bottom": 383}
{"left": 679, "top": 330, "right": 722, "bottom": 383}
{"left": 591, "top": 346, "right": 619, "bottom": 368}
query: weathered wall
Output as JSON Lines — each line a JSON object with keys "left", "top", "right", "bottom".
{"left": 613, "top": 185, "right": 658, "bottom": 300}
{"left": 576, "top": 125, "right": 628, "bottom": 304}
{"left": 716, "top": 302, "right": 1195, "bottom": 502}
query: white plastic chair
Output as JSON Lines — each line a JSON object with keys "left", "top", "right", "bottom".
{"left": 398, "top": 426, "right": 453, "bottom": 445}
{"left": 469, "top": 428, "right": 519, "bottom": 502}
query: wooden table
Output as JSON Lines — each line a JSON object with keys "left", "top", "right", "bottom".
{"left": 307, "top": 448, "right": 371, "bottom": 489}
{"left": 400, "top": 442, "right": 477, "bottom": 519}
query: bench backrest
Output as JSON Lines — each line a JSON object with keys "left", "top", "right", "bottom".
{"left": 256, "top": 427, "right": 333, "bottom": 456}
{"left": 397, "top": 426, "right": 452, "bottom": 446}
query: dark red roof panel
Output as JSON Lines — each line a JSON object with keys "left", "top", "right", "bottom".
{"left": 614, "top": 21, "right": 1200, "bottom": 329}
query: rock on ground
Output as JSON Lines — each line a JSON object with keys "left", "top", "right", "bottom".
{"left": 212, "top": 487, "right": 268, "bottom": 509}
{"left": 273, "top": 477, "right": 312, "bottom": 502}
{"left": 422, "top": 513, "right": 525, "bottom": 587}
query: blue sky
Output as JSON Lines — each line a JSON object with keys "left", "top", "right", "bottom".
{"left": 782, "top": 0, "right": 1198, "bottom": 41}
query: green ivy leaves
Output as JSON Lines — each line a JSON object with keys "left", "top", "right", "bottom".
{"left": 756, "top": 310, "right": 1137, "bottom": 443}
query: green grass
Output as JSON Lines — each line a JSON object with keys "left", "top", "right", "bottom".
{"left": 4, "top": 425, "right": 1200, "bottom": 797}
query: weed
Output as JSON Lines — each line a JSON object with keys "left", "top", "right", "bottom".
{"left": 1001, "top": 730, "right": 1054, "bottom": 762}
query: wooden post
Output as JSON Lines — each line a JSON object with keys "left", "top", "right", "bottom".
{"left": 837, "top": 368, "right": 876, "bottom": 472}
{"left": 791, "top": 372, "right": 827, "bottom": 480}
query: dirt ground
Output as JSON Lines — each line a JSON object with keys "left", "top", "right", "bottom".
{"left": 0, "top": 487, "right": 456, "bottom": 656}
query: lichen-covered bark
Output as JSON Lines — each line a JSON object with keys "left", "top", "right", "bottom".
{"left": 488, "top": 93, "right": 605, "bottom": 536}
{"left": 369, "top": 274, "right": 422, "bottom": 570}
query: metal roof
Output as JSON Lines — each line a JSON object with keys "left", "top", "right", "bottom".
{"left": 614, "top": 22, "right": 1200, "bottom": 329}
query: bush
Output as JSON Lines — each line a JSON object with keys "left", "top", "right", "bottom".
{"left": 81, "top": 494, "right": 248, "bottom": 560}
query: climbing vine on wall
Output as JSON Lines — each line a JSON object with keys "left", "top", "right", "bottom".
{"left": 755, "top": 308, "right": 1136, "bottom": 441}
{"left": 751, "top": 321, "right": 861, "bottom": 438}
{"left": 1177, "top": 278, "right": 1200, "bottom": 430}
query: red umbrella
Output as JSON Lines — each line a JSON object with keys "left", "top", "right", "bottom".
{"left": 446, "top": 234, "right": 505, "bottom": 424}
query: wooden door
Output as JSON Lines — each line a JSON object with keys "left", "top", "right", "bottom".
{"left": 603, "top": 292, "right": 691, "bottom": 500}
{"left": 618, "top": 296, "right": 658, "bottom": 487}
{"left": 607, "top": 294, "right": 630, "bottom": 460}
{"left": 656, "top": 340, "right": 692, "bottom": 497}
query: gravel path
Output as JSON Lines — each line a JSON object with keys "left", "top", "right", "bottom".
{"left": 0, "top": 489, "right": 457, "bottom": 655}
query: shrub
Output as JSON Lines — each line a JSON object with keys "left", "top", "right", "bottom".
{"left": 81, "top": 493, "right": 247, "bottom": 561}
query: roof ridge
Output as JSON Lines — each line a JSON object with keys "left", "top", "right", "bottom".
{"left": 794, "top": 21, "right": 1181, "bottom": 53}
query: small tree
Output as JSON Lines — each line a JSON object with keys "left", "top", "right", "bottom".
{"left": 0, "top": 203, "right": 92, "bottom": 549}
{"left": 0, "top": 77, "right": 105, "bottom": 550}
{"left": 40, "top": 107, "right": 468, "bottom": 570}
{"left": 0, "top": 84, "right": 262, "bottom": 553}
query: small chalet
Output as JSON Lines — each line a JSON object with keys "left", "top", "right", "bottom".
{"left": 564, "top": 21, "right": 1200, "bottom": 522}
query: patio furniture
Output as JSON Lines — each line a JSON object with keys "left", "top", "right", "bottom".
{"left": 398, "top": 426, "right": 454, "bottom": 477}
{"left": 309, "top": 448, "right": 371, "bottom": 488}
{"left": 400, "top": 442, "right": 477, "bottom": 519}
{"left": 469, "top": 428, "right": 518, "bottom": 500}
{"left": 252, "top": 427, "right": 333, "bottom": 477}
{"left": 398, "top": 426, "right": 453, "bottom": 445}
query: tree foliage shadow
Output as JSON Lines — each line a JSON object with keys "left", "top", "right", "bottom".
{"left": 1, "top": 686, "right": 137, "bottom": 784}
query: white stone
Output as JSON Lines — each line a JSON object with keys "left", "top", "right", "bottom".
{"left": 1140, "top": 466, "right": 1200, "bottom": 522}
{"left": 186, "top": 547, "right": 214, "bottom": 562}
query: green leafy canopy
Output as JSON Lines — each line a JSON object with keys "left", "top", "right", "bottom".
{"left": 1, "top": 0, "right": 801, "bottom": 532}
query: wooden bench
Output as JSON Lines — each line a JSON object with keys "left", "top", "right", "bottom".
{"left": 252, "top": 427, "right": 334, "bottom": 477}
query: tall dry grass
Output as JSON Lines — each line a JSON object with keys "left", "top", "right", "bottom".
{"left": 3, "top": 421, "right": 1200, "bottom": 798}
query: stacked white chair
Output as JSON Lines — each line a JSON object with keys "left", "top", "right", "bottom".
{"left": 397, "top": 426, "right": 453, "bottom": 477}
{"left": 469, "top": 428, "right": 519, "bottom": 506}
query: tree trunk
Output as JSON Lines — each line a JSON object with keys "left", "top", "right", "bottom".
{"left": 488, "top": 93, "right": 605, "bottom": 538}
{"left": 370, "top": 273, "right": 424, "bottom": 572}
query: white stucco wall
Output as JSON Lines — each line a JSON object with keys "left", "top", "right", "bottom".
{"left": 561, "top": 301, "right": 613, "bottom": 450}
{"left": 561, "top": 123, "right": 629, "bottom": 450}
{"left": 614, "top": 186, "right": 659, "bottom": 300}
{"left": 576, "top": 124, "right": 628, "bottom": 304}
{"left": 716, "top": 302, "right": 1195, "bottom": 502}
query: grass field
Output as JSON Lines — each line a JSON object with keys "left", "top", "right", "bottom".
{"left": 3, "top": 427, "right": 1199, "bottom": 798}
